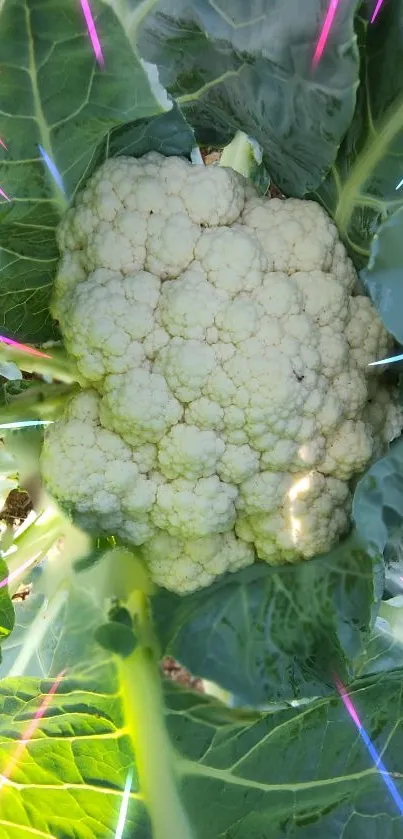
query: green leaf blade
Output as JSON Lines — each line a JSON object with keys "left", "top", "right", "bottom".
{"left": 135, "top": 0, "right": 360, "bottom": 196}
{"left": 153, "top": 532, "right": 380, "bottom": 705}
{"left": 0, "top": 0, "right": 168, "bottom": 342}
{"left": 314, "top": 1, "right": 403, "bottom": 268}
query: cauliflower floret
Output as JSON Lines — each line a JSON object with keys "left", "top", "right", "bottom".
{"left": 57, "top": 268, "right": 160, "bottom": 382}
{"left": 158, "top": 425, "right": 225, "bottom": 479}
{"left": 146, "top": 213, "right": 201, "bottom": 279}
{"left": 363, "top": 381, "right": 403, "bottom": 458}
{"left": 152, "top": 476, "right": 237, "bottom": 538}
{"left": 194, "top": 226, "right": 268, "bottom": 294}
{"left": 143, "top": 531, "right": 254, "bottom": 594}
{"left": 241, "top": 196, "right": 356, "bottom": 290}
{"left": 158, "top": 266, "right": 227, "bottom": 340}
{"left": 40, "top": 390, "right": 157, "bottom": 542}
{"left": 100, "top": 370, "right": 183, "bottom": 445}
{"left": 155, "top": 339, "right": 216, "bottom": 402}
{"left": 346, "top": 296, "right": 393, "bottom": 369}
{"left": 179, "top": 163, "right": 246, "bottom": 225}
{"left": 217, "top": 444, "right": 260, "bottom": 484}
{"left": 237, "top": 471, "right": 350, "bottom": 562}
{"left": 319, "top": 420, "right": 374, "bottom": 480}
{"left": 46, "top": 153, "right": 403, "bottom": 595}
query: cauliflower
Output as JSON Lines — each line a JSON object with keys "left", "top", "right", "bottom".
{"left": 42, "top": 152, "right": 403, "bottom": 594}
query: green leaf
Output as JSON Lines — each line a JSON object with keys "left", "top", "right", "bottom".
{"left": 164, "top": 675, "right": 403, "bottom": 837}
{"left": 0, "top": 582, "right": 63, "bottom": 680}
{"left": 104, "top": 103, "right": 196, "bottom": 160}
{"left": 152, "top": 532, "right": 380, "bottom": 704}
{"left": 2, "top": 666, "right": 403, "bottom": 837}
{"left": 1, "top": 575, "right": 403, "bottom": 838}
{"left": 313, "top": 1, "right": 403, "bottom": 268}
{"left": 0, "top": 572, "right": 110, "bottom": 681}
{"left": 133, "top": 0, "right": 360, "bottom": 196}
{"left": 355, "top": 598, "right": 403, "bottom": 679}
{"left": 95, "top": 603, "right": 137, "bottom": 658}
{"left": 0, "top": 0, "right": 169, "bottom": 343}
{"left": 361, "top": 207, "right": 403, "bottom": 343}
{"left": 95, "top": 620, "right": 137, "bottom": 657}
{"left": 353, "top": 436, "right": 403, "bottom": 560}
{"left": 0, "top": 673, "right": 150, "bottom": 839}
{"left": 73, "top": 535, "right": 115, "bottom": 573}
{"left": 0, "top": 556, "right": 14, "bottom": 654}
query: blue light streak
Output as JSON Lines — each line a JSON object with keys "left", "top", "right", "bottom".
{"left": 359, "top": 726, "right": 403, "bottom": 815}
{"left": 38, "top": 145, "right": 65, "bottom": 193}
{"left": 0, "top": 421, "right": 53, "bottom": 430}
{"left": 115, "top": 768, "right": 133, "bottom": 839}
{"left": 368, "top": 353, "right": 403, "bottom": 367}
{"left": 336, "top": 677, "right": 403, "bottom": 816}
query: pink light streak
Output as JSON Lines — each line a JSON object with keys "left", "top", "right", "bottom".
{"left": 371, "top": 0, "right": 385, "bottom": 24}
{"left": 312, "top": 0, "right": 342, "bottom": 67}
{"left": 0, "top": 138, "right": 7, "bottom": 151}
{"left": 0, "top": 186, "right": 11, "bottom": 202}
{"left": 80, "top": 0, "right": 104, "bottom": 67}
{"left": 0, "top": 334, "right": 52, "bottom": 359}
{"left": 334, "top": 675, "right": 362, "bottom": 728}
{"left": 0, "top": 669, "right": 67, "bottom": 791}
{"left": 0, "top": 554, "right": 40, "bottom": 591}
{"left": 334, "top": 675, "right": 403, "bottom": 815}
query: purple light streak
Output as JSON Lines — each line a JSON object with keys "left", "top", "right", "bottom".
{"left": 371, "top": 0, "right": 386, "bottom": 24}
{"left": 0, "top": 669, "right": 67, "bottom": 792}
{"left": 312, "top": 0, "right": 342, "bottom": 67}
{"left": 0, "top": 334, "right": 52, "bottom": 358}
{"left": 335, "top": 676, "right": 403, "bottom": 816}
{"left": 80, "top": 0, "right": 104, "bottom": 67}
{"left": 0, "top": 186, "right": 10, "bottom": 202}
{"left": 0, "top": 554, "right": 40, "bottom": 591}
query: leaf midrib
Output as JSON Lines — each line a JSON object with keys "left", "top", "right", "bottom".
{"left": 24, "top": 0, "right": 68, "bottom": 214}
{"left": 335, "top": 95, "right": 403, "bottom": 236}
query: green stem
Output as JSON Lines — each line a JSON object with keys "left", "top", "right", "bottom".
{"left": 2, "top": 504, "right": 65, "bottom": 596}
{"left": 219, "top": 130, "right": 260, "bottom": 179}
{"left": 0, "top": 344, "right": 81, "bottom": 384}
{"left": 119, "top": 593, "right": 194, "bottom": 839}
{"left": 0, "top": 381, "right": 80, "bottom": 424}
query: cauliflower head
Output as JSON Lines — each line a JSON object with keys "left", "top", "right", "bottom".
{"left": 43, "top": 152, "right": 403, "bottom": 594}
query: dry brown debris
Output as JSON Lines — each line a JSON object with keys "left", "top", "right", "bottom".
{"left": 0, "top": 489, "right": 32, "bottom": 527}
{"left": 161, "top": 656, "right": 204, "bottom": 693}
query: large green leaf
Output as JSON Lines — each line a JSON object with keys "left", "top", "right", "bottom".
{"left": 0, "top": 0, "right": 170, "bottom": 343}
{"left": 314, "top": 0, "right": 403, "bottom": 268}
{"left": 0, "top": 675, "right": 150, "bottom": 839}
{"left": 2, "top": 663, "right": 403, "bottom": 837}
{"left": 1, "top": 568, "right": 403, "bottom": 838}
{"left": 152, "top": 532, "right": 381, "bottom": 704}
{"left": 131, "top": 0, "right": 360, "bottom": 196}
